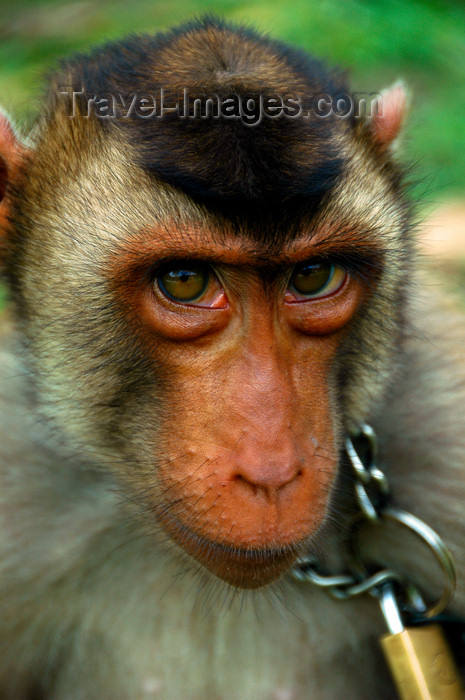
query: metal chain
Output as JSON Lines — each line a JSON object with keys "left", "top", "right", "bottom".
{"left": 290, "top": 424, "right": 457, "bottom": 619}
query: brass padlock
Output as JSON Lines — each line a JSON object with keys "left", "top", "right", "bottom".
{"left": 378, "top": 584, "right": 464, "bottom": 700}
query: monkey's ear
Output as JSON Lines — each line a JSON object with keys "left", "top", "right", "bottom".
{"left": 370, "top": 81, "right": 409, "bottom": 150}
{"left": 0, "top": 110, "right": 27, "bottom": 243}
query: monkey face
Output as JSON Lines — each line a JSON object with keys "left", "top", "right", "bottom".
{"left": 119, "top": 233, "right": 363, "bottom": 587}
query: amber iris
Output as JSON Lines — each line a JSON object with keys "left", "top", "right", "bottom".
{"left": 290, "top": 261, "right": 336, "bottom": 296}
{"left": 158, "top": 264, "right": 209, "bottom": 302}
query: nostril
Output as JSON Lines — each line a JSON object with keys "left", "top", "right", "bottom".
{"left": 232, "top": 464, "right": 303, "bottom": 494}
{"left": 232, "top": 473, "right": 259, "bottom": 496}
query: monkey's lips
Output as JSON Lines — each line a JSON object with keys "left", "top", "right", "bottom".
{"left": 158, "top": 510, "right": 303, "bottom": 588}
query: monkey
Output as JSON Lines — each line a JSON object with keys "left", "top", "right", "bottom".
{"left": 0, "top": 16, "right": 464, "bottom": 700}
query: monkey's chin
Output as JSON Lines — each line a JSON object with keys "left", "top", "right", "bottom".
{"left": 160, "top": 513, "right": 303, "bottom": 589}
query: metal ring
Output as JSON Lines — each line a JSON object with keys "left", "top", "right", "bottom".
{"left": 349, "top": 506, "right": 456, "bottom": 618}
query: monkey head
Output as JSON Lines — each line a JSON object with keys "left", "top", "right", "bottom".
{"left": 0, "top": 19, "right": 411, "bottom": 588}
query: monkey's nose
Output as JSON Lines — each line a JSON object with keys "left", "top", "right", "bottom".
{"left": 231, "top": 461, "right": 304, "bottom": 499}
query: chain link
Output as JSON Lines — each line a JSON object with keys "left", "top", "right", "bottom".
{"left": 290, "top": 424, "right": 457, "bottom": 619}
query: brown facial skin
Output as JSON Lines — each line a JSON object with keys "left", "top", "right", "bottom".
{"left": 111, "top": 225, "right": 365, "bottom": 587}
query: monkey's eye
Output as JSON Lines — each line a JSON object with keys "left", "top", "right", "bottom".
{"left": 158, "top": 264, "right": 208, "bottom": 302}
{"left": 155, "top": 262, "right": 227, "bottom": 308}
{"left": 286, "top": 260, "right": 346, "bottom": 301}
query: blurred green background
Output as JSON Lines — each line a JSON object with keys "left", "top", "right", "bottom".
{"left": 1, "top": 0, "right": 465, "bottom": 201}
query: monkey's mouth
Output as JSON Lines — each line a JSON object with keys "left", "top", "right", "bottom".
{"left": 158, "top": 509, "right": 304, "bottom": 589}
